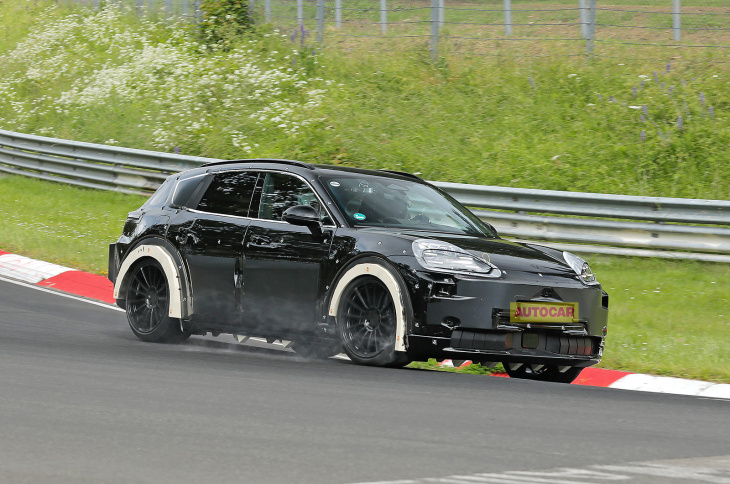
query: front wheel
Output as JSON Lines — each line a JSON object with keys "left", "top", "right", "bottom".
{"left": 125, "top": 259, "right": 190, "bottom": 344}
{"left": 337, "top": 275, "right": 410, "bottom": 368}
{"left": 504, "top": 363, "right": 583, "bottom": 384}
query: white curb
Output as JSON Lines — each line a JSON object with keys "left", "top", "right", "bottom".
{"left": 610, "top": 373, "right": 730, "bottom": 399}
{"left": 0, "top": 253, "right": 73, "bottom": 284}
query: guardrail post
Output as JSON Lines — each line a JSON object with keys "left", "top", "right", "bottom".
{"left": 430, "top": 0, "right": 439, "bottom": 60}
{"left": 503, "top": 0, "right": 512, "bottom": 36}
{"left": 438, "top": 0, "right": 444, "bottom": 28}
{"left": 265, "top": 0, "right": 271, "bottom": 23}
{"left": 335, "top": 0, "right": 342, "bottom": 28}
{"left": 578, "top": 0, "right": 587, "bottom": 39}
{"left": 316, "top": 0, "right": 325, "bottom": 43}
{"left": 297, "top": 0, "right": 304, "bottom": 27}
{"left": 672, "top": 0, "right": 681, "bottom": 41}
{"left": 380, "top": 0, "right": 388, "bottom": 34}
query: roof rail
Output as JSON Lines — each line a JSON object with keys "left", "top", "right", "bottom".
{"left": 201, "top": 158, "right": 315, "bottom": 170}
{"left": 378, "top": 169, "right": 423, "bottom": 181}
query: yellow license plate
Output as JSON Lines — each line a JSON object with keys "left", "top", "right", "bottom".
{"left": 509, "top": 302, "right": 579, "bottom": 323}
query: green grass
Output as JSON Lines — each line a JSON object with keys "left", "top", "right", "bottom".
{"left": 591, "top": 256, "right": 730, "bottom": 383}
{"left": 315, "top": 49, "right": 729, "bottom": 199}
{"left": 1, "top": 0, "right": 728, "bottom": 199}
{"left": 0, "top": 175, "right": 146, "bottom": 274}
{"left": 408, "top": 359, "right": 506, "bottom": 375}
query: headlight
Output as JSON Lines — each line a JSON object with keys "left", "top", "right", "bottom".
{"left": 412, "top": 239, "right": 500, "bottom": 277}
{"left": 563, "top": 251, "right": 598, "bottom": 285}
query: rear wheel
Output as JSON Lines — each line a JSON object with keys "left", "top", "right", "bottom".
{"left": 125, "top": 259, "right": 190, "bottom": 343}
{"left": 337, "top": 276, "right": 410, "bottom": 367}
{"left": 504, "top": 363, "right": 583, "bottom": 384}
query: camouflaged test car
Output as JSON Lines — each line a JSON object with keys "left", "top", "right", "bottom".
{"left": 109, "top": 160, "right": 609, "bottom": 383}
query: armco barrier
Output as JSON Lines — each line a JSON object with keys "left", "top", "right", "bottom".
{"left": 1, "top": 128, "right": 729, "bottom": 261}
{"left": 0, "top": 129, "right": 217, "bottom": 195}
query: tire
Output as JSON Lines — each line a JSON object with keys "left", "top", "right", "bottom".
{"left": 337, "top": 275, "right": 410, "bottom": 368}
{"left": 504, "top": 363, "right": 583, "bottom": 384}
{"left": 125, "top": 259, "right": 190, "bottom": 343}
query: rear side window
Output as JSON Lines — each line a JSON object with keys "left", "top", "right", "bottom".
{"left": 171, "top": 175, "right": 205, "bottom": 208}
{"left": 196, "top": 171, "right": 259, "bottom": 217}
{"left": 142, "top": 176, "right": 175, "bottom": 209}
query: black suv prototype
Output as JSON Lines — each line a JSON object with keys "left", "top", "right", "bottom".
{"left": 109, "top": 160, "right": 609, "bottom": 383}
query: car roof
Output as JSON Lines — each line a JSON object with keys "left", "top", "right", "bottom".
{"left": 187, "top": 159, "right": 424, "bottom": 183}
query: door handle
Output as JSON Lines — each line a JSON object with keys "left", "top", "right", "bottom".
{"left": 247, "top": 235, "right": 279, "bottom": 249}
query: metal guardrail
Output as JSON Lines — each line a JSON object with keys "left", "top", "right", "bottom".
{"left": 0, "top": 129, "right": 217, "bottom": 196}
{"left": 1, "top": 128, "right": 729, "bottom": 262}
{"left": 431, "top": 181, "right": 730, "bottom": 261}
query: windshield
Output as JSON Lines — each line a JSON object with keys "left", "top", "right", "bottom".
{"left": 320, "top": 173, "right": 497, "bottom": 237}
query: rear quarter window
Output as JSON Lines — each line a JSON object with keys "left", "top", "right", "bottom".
{"left": 171, "top": 175, "right": 206, "bottom": 208}
{"left": 142, "top": 176, "right": 175, "bottom": 209}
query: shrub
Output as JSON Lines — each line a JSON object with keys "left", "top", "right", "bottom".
{"left": 199, "top": 0, "right": 251, "bottom": 47}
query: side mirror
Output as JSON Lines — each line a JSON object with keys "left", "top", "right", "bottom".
{"left": 283, "top": 205, "right": 323, "bottom": 238}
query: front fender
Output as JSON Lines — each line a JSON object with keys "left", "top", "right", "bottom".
{"left": 328, "top": 257, "right": 410, "bottom": 353}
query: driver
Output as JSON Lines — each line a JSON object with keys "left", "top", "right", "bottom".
{"left": 358, "top": 191, "right": 409, "bottom": 222}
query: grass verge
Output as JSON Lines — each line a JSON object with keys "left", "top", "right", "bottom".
{"left": 591, "top": 255, "right": 730, "bottom": 383}
{"left": 1, "top": 174, "right": 728, "bottom": 383}
{"left": 408, "top": 360, "right": 506, "bottom": 375}
{"left": 1, "top": 0, "right": 729, "bottom": 200}
{"left": 0, "top": 175, "right": 146, "bottom": 274}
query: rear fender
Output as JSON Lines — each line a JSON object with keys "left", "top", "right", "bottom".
{"left": 113, "top": 245, "right": 184, "bottom": 319}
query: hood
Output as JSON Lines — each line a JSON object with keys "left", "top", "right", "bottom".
{"left": 359, "top": 227, "right": 576, "bottom": 277}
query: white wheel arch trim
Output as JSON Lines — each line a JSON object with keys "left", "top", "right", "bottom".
{"left": 113, "top": 245, "right": 183, "bottom": 319}
{"left": 328, "top": 263, "right": 407, "bottom": 352}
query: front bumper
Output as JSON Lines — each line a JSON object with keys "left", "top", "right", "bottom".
{"left": 401, "top": 266, "right": 608, "bottom": 367}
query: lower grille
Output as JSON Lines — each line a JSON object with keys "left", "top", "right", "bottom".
{"left": 451, "top": 329, "right": 595, "bottom": 357}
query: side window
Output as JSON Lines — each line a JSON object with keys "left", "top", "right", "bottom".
{"left": 142, "top": 176, "right": 175, "bottom": 209}
{"left": 171, "top": 175, "right": 205, "bottom": 208}
{"left": 258, "top": 172, "right": 333, "bottom": 224}
{"left": 196, "top": 171, "right": 258, "bottom": 217}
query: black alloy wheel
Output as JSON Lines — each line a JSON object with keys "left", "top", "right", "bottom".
{"left": 504, "top": 363, "right": 583, "bottom": 384}
{"left": 338, "top": 276, "right": 410, "bottom": 367}
{"left": 125, "top": 259, "right": 190, "bottom": 343}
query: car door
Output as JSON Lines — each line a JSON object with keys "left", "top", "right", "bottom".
{"left": 167, "top": 171, "right": 258, "bottom": 329}
{"left": 241, "top": 171, "right": 335, "bottom": 335}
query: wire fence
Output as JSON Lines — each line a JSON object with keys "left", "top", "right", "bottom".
{"left": 258, "top": 0, "right": 730, "bottom": 59}
{"left": 66, "top": 0, "right": 202, "bottom": 19}
{"left": 62, "top": 0, "right": 730, "bottom": 61}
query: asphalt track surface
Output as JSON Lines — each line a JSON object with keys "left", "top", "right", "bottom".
{"left": 1, "top": 278, "right": 729, "bottom": 484}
